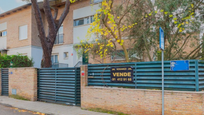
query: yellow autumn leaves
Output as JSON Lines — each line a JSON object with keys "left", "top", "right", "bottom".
{"left": 69, "top": 0, "right": 76, "bottom": 3}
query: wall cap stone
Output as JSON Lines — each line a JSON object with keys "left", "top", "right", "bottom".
{"left": 9, "top": 67, "right": 37, "bottom": 69}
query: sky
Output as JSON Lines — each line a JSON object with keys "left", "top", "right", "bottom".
{"left": 0, "top": 0, "right": 27, "bottom": 14}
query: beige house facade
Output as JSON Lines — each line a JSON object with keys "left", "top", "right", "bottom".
{"left": 0, "top": 0, "right": 101, "bottom": 68}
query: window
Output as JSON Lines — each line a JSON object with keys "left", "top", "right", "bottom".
{"left": 51, "top": 54, "right": 59, "bottom": 64}
{"left": 74, "top": 16, "right": 94, "bottom": 26}
{"left": 64, "top": 52, "right": 69, "bottom": 59}
{"left": 90, "top": 16, "right": 94, "bottom": 23}
{"left": 91, "top": 0, "right": 103, "bottom": 4}
{"left": 85, "top": 17, "right": 89, "bottom": 24}
{"left": 55, "top": 25, "right": 63, "bottom": 44}
{"left": 19, "top": 25, "right": 28, "bottom": 40}
{"left": 0, "top": 31, "right": 7, "bottom": 37}
{"left": 1, "top": 31, "right": 7, "bottom": 37}
{"left": 111, "top": 50, "right": 126, "bottom": 60}
{"left": 74, "top": 19, "right": 84, "bottom": 26}
{"left": 111, "top": 50, "right": 142, "bottom": 61}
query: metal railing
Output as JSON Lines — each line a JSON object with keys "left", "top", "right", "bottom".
{"left": 74, "top": 61, "right": 82, "bottom": 67}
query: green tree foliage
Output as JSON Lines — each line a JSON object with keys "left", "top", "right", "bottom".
{"left": 126, "top": 0, "right": 204, "bottom": 61}
{"left": 0, "top": 55, "right": 33, "bottom": 68}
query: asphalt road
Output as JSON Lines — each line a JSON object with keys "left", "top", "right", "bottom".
{"left": 0, "top": 104, "right": 38, "bottom": 115}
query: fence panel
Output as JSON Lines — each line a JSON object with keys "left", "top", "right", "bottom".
{"left": 136, "top": 60, "right": 197, "bottom": 91}
{"left": 37, "top": 67, "right": 80, "bottom": 105}
{"left": 1, "top": 69, "right": 9, "bottom": 96}
{"left": 88, "top": 60, "right": 198, "bottom": 91}
{"left": 198, "top": 60, "right": 204, "bottom": 91}
{"left": 88, "top": 63, "right": 136, "bottom": 88}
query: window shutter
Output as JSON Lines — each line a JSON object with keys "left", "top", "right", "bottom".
{"left": 19, "top": 25, "right": 28, "bottom": 40}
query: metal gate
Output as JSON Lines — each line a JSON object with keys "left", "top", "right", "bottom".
{"left": 37, "top": 67, "right": 80, "bottom": 105}
{"left": 1, "top": 69, "right": 9, "bottom": 96}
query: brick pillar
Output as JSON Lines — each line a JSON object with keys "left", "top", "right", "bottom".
{"left": 80, "top": 65, "right": 88, "bottom": 108}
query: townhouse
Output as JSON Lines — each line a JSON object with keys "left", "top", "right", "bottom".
{"left": 0, "top": 0, "right": 203, "bottom": 68}
{"left": 0, "top": 0, "right": 101, "bottom": 68}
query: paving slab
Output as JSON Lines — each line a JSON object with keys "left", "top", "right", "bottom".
{"left": 0, "top": 96, "right": 111, "bottom": 115}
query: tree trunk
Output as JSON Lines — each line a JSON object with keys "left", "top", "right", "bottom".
{"left": 39, "top": 35, "right": 53, "bottom": 68}
{"left": 43, "top": 49, "right": 52, "bottom": 67}
{"left": 31, "top": 0, "right": 71, "bottom": 68}
{"left": 122, "top": 45, "right": 130, "bottom": 62}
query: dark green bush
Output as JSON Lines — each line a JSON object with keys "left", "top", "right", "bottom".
{"left": 0, "top": 55, "right": 33, "bottom": 68}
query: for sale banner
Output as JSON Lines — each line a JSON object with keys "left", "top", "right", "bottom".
{"left": 111, "top": 67, "right": 134, "bottom": 83}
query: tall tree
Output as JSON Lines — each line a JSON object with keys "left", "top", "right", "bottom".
{"left": 25, "top": 0, "right": 76, "bottom": 67}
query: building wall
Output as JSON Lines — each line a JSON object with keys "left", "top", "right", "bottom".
{"left": 7, "top": 46, "right": 32, "bottom": 57}
{"left": 9, "top": 68, "right": 37, "bottom": 101}
{"left": 0, "top": 37, "right": 7, "bottom": 51}
{"left": 31, "top": 8, "right": 42, "bottom": 47}
{"left": 0, "top": 22, "right": 7, "bottom": 50}
{"left": 52, "top": 44, "right": 81, "bottom": 67}
{"left": 0, "top": 6, "right": 32, "bottom": 49}
{"left": 31, "top": 46, "right": 43, "bottom": 68}
{"left": 0, "top": 1, "right": 105, "bottom": 67}
{"left": 81, "top": 65, "right": 204, "bottom": 115}
{"left": 73, "top": 25, "right": 92, "bottom": 44}
{"left": 39, "top": 0, "right": 95, "bottom": 66}
{"left": 42, "top": 0, "right": 91, "bottom": 46}
{"left": 7, "top": 46, "right": 42, "bottom": 68}
{"left": 73, "top": 4, "right": 100, "bottom": 44}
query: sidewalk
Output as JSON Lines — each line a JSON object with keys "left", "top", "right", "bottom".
{"left": 0, "top": 96, "right": 111, "bottom": 115}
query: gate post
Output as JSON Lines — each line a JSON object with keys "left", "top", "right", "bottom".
{"left": 81, "top": 65, "right": 88, "bottom": 87}
{"left": 80, "top": 65, "right": 88, "bottom": 108}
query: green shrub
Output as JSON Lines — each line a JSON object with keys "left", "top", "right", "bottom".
{"left": 0, "top": 54, "right": 33, "bottom": 68}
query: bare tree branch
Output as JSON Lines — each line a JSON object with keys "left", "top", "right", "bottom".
{"left": 57, "top": 0, "right": 71, "bottom": 29}
{"left": 31, "top": 0, "right": 46, "bottom": 47}
{"left": 43, "top": 0, "right": 57, "bottom": 39}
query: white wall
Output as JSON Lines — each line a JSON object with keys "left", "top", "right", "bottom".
{"left": 7, "top": 45, "right": 43, "bottom": 68}
{"left": 7, "top": 45, "right": 82, "bottom": 68}
{"left": 31, "top": 46, "right": 43, "bottom": 68}
{"left": 73, "top": 4, "right": 100, "bottom": 20}
{"left": 7, "top": 46, "right": 32, "bottom": 57}
{"left": 0, "top": 36, "right": 7, "bottom": 50}
{"left": 73, "top": 25, "right": 94, "bottom": 44}
{"left": 0, "top": 22, "right": 7, "bottom": 50}
{"left": 52, "top": 44, "right": 82, "bottom": 67}
{"left": 73, "top": 5, "right": 100, "bottom": 44}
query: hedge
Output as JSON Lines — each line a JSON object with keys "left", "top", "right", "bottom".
{"left": 0, "top": 55, "right": 33, "bottom": 68}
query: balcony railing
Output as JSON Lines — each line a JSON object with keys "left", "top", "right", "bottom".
{"left": 54, "top": 34, "right": 64, "bottom": 44}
